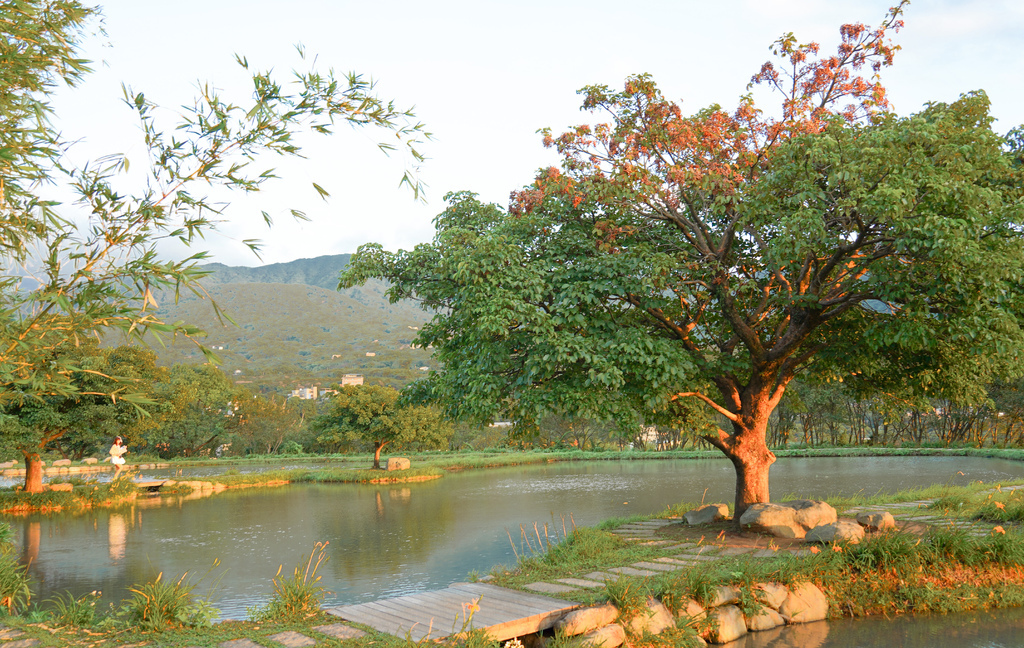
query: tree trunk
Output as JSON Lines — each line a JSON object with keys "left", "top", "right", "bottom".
{"left": 22, "top": 451, "right": 44, "bottom": 494}
{"left": 702, "top": 383, "right": 779, "bottom": 521}
{"left": 724, "top": 426, "right": 776, "bottom": 520}
{"left": 372, "top": 441, "right": 388, "bottom": 469}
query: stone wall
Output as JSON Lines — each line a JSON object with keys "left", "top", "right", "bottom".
{"left": 552, "top": 580, "right": 828, "bottom": 646}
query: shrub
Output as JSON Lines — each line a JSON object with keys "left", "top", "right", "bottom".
{"left": 124, "top": 572, "right": 217, "bottom": 630}
{"left": 248, "top": 542, "right": 330, "bottom": 622}
{"left": 46, "top": 591, "right": 101, "bottom": 627}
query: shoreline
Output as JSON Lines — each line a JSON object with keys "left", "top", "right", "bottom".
{"left": 0, "top": 478, "right": 1022, "bottom": 646}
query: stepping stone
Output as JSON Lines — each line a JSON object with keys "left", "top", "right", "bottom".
{"left": 583, "top": 571, "right": 618, "bottom": 581}
{"left": 607, "top": 566, "right": 659, "bottom": 577}
{"left": 268, "top": 630, "right": 317, "bottom": 647}
{"left": 0, "top": 628, "right": 25, "bottom": 640}
{"left": 633, "top": 519, "right": 676, "bottom": 527}
{"left": 749, "top": 549, "right": 779, "bottom": 558}
{"left": 525, "top": 582, "right": 579, "bottom": 595}
{"left": 676, "top": 545, "right": 718, "bottom": 555}
{"left": 557, "top": 578, "right": 605, "bottom": 589}
{"left": 637, "top": 540, "right": 672, "bottom": 546}
{"left": 659, "top": 543, "right": 693, "bottom": 551}
{"left": 718, "top": 547, "right": 754, "bottom": 556}
{"left": 5, "top": 639, "right": 41, "bottom": 648}
{"left": 313, "top": 623, "right": 367, "bottom": 640}
{"left": 220, "top": 640, "right": 266, "bottom": 648}
{"left": 631, "top": 561, "right": 679, "bottom": 572}
{"left": 654, "top": 557, "right": 697, "bottom": 566}
{"left": 672, "top": 553, "right": 719, "bottom": 561}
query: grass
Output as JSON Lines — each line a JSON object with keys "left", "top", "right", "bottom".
{"left": 248, "top": 542, "right": 330, "bottom": 623}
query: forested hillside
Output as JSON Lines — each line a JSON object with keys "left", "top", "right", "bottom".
{"left": 149, "top": 255, "right": 432, "bottom": 392}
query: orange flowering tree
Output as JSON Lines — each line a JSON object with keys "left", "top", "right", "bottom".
{"left": 344, "top": 3, "right": 1024, "bottom": 516}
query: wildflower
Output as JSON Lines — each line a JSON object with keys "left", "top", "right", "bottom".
{"left": 809, "top": 546, "right": 820, "bottom": 554}
{"left": 993, "top": 526, "right": 1006, "bottom": 535}
{"left": 832, "top": 544, "right": 843, "bottom": 553}
{"left": 995, "top": 502, "right": 1006, "bottom": 510}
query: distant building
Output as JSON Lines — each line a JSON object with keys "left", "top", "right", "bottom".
{"left": 290, "top": 386, "right": 319, "bottom": 400}
{"left": 341, "top": 374, "right": 364, "bottom": 386}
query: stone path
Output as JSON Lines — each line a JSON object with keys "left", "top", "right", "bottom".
{"left": 521, "top": 487, "right": 1024, "bottom": 595}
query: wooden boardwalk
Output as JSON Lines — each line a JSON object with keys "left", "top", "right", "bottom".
{"left": 325, "top": 582, "right": 580, "bottom": 642}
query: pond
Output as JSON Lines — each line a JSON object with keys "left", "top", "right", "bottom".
{"left": 9, "top": 455, "right": 1024, "bottom": 622}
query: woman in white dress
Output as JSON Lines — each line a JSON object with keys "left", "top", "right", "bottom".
{"left": 109, "top": 436, "right": 128, "bottom": 476}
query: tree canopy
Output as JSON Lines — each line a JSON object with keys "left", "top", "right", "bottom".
{"left": 343, "top": 3, "right": 1024, "bottom": 515}
{"left": 310, "top": 384, "right": 452, "bottom": 468}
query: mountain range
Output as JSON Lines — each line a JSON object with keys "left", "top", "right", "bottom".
{"left": 148, "top": 254, "right": 433, "bottom": 392}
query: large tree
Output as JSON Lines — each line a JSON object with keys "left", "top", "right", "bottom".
{"left": 343, "top": 5, "right": 1024, "bottom": 516}
{"left": 2, "top": 341, "right": 163, "bottom": 488}
{"left": 311, "top": 384, "right": 452, "bottom": 468}
{"left": 1, "top": 1, "right": 428, "bottom": 490}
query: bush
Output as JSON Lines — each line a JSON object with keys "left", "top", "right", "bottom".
{"left": 124, "top": 572, "right": 218, "bottom": 630}
{"left": 248, "top": 542, "right": 330, "bottom": 622}
{"left": 46, "top": 591, "right": 101, "bottom": 627}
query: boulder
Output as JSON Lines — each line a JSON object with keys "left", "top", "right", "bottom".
{"left": 52, "top": 459, "right": 72, "bottom": 467}
{"left": 674, "top": 597, "right": 706, "bottom": 627}
{"left": 626, "top": 598, "right": 674, "bottom": 636}
{"left": 48, "top": 483, "right": 73, "bottom": 492}
{"left": 710, "top": 585, "right": 741, "bottom": 608}
{"left": 856, "top": 511, "right": 896, "bottom": 532}
{"left": 555, "top": 603, "right": 618, "bottom": 636}
{"left": 805, "top": 520, "right": 865, "bottom": 544}
{"left": 685, "top": 503, "right": 730, "bottom": 525}
{"left": 81, "top": 458, "right": 99, "bottom": 465}
{"left": 579, "top": 624, "right": 625, "bottom": 648}
{"left": 779, "top": 500, "right": 837, "bottom": 530}
{"left": 624, "top": 600, "right": 667, "bottom": 635}
{"left": 739, "top": 504, "right": 805, "bottom": 538}
{"left": 744, "top": 606, "right": 785, "bottom": 632}
{"left": 703, "top": 605, "right": 746, "bottom": 644}
{"left": 778, "top": 582, "right": 828, "bottom": 624}
{"left": 386, "top": 457, "right": 411, "bottom": 471}
{"left": 753, "top": 582, "right": 789, "bottom": 610}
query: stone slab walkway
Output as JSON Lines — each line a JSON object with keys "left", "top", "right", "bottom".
{"left": 518, "top": 490, "right": 1022, "bottom": 596}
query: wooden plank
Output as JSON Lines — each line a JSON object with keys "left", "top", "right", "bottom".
{"left": 333, "top": 594, "right": 472, "bottom": 641}
{"left": 328, "top": 583, "right": 580, "bottom": 642}
{"left": 332, "top": 605, "right": 422, "bottom": 639}
{"left": 401, "top": 589, "right": 518, "bottom": 629}
{"left": 451, "top": 582, "right": 578, "bottom": 612}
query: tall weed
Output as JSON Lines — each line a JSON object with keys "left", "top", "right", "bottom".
{"left": 125, "top": 571, "right": 218, "bottom": 630}
{"left": 249, "top": 541, "right": 330, "bottom": 622}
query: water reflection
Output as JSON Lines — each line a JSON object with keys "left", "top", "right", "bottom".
{"left": 108, "top": 513, "right": 126, "bottom": 561}
{"left": 725, "top": 607, "right": 1024, "bottom": 647}
{"left": 7, "top": 456, "right": 1024, "bottom": 621}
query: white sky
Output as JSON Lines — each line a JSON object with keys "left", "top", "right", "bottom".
{"left": 51, "top": 0, "right": 1024, "bottom": 267}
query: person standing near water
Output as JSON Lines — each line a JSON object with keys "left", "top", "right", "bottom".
{"left": 109, "top": 436, "right": 128, "bottom": 476}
